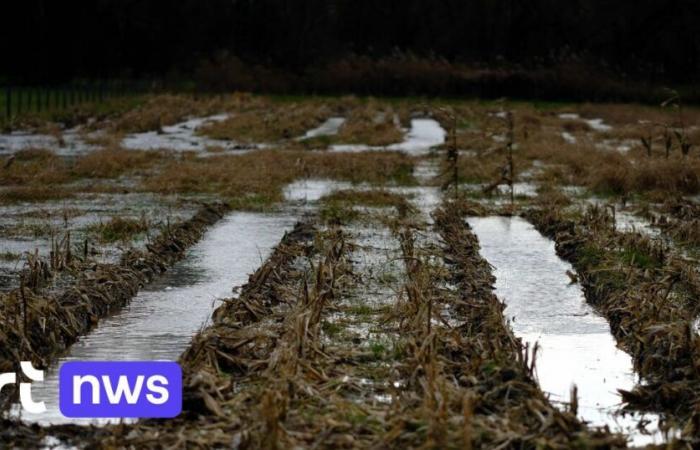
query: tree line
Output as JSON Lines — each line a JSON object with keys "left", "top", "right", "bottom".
{"left": 3, "top": 0, "right": 698, "bottom": 86}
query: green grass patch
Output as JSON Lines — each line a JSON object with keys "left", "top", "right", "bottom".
{"left": 619, "top": 245, "right": 662, "bottom": 269}
{"left": 321, "top": 320, "right": 344, "bottom": 338}
{"left": 86, "top": 216, "right": 149, "bottom": 243}
{"left": 0, "top": 251, "right": 20, "bottom": 262}
{"left": 347, "top": 304, "right": 375, "bottom": 317}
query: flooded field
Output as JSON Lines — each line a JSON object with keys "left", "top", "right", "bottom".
{"left": 17, "top": 211, "right": 296, "bottom": 425}
{"left": 468, "top": 216, "right": 665, "bottom": 445}
{"left": 1, "top": 94, "right": 700, "bottom": 448}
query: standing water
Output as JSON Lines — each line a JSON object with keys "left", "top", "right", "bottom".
{"left": 467, "top": 216, "right": 664, "bottom": 446}
{"left": 330, "top": 118, "right": 445, "bottom": 155}
{"left": 297, "top": 117, "right": 346, "bottom": 140}
{"left": 15, "top": 212, "right": 296, "bottom": 425}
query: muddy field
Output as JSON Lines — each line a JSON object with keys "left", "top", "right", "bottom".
{"left": 1, "top": 94, "right": 700, "bottom": 448}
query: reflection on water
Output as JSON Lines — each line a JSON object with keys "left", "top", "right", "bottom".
{"left": 468, "top": 216, "right": 665, "bottom": 446}
{"left": 297, "top": 117, "right": 345, "bottom": 140}
{"left": 331, "top": 118, "right": 445, "bottom": 155}
{"left": 121, "top": 114, "right": 262, "bottom": 154}
{"left": 17, "top": 212, "right": 295, "bottom": 425}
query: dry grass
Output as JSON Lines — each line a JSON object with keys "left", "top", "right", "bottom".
{"left": 4, "top": 93, "right": 700, "bottom": 448}
{"left": 71, "top": 147, "right": 163, "bottom": 178}
{"left": 86, "top": 216, "right": 150, "bottom": 243}
{"left": 318, "top": 189, "right": 412, "bottom": 224}
{"left": 0, "top": 146, "right": 164, "bottom": 204}
{"left": 141, "top": 149, "right": 415, "bottom": 208}
{"left": 511, "top": 119, "right": 700, "bottom": 196}
{"left": 321, "top": 189, "right": 409, "bottom": 208}
{"left": 574, "top": 102, "right": 700, "bottom": 127}
{"left": 334, "top": 100, "right": 405, "bottom": 146}
{"left": 108, "top": 93, "right": 260, "bottom": 133}
{"left": 42, "top": 202, "right": 621, "bottom": 449}
{"left": 0, "top": 186, "right": 75, "bottom": 203}
{"left": 0, "top": 149, "right": 73, "bottom": 186}
{"left": 0, "top": 204, "right": 227, "bottom": 379}
{"left": 198, "top": 102, "right": 332, "bottom": 142}
{"left": 527, "top": 199, "right": 700, "bottom": 435}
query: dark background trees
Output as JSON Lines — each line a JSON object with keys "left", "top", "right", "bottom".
{"left": 2, "top": 0, "right": 698, "bottom": 86}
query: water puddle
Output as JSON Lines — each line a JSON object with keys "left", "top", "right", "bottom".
{"left": 583, "top": 200, "right": 658, "bottom": 238}
{"left": 330, "top": 118, "right": 445, "bottom": 155}
{"left": 562, "top": 131, "right": 577, "bottom": 144}
{"left": 282, "top": 178, "right": 439, "bottom": 223}
{"left": 461, "top": 182, "right": 539, "bottom": 198}
{"left": 558, "top": 113, "right": 612, "bottom": 132}
{"left": 121, "top": 114, "right": 260, "bottom": 153}
{"left": 615, "top": 210, "right": 658, "bottom": 237}
{"left": 414, "top": 159, "right": 440, "bottom": 184}
{"left": 297, "top": 117, "right": 345, "bottom": 140}
{"left": 467, "top": 216, "right": 663, "bottom": 446}
{"left": 0, "top": 129, "right": 97, "bottom": 157}
{"left": 14, "top": 211, "right": 296, "bottom": 425}
{"left": 283, "top": 179, "right": 353, "bottom": 203}
{"left": 598, "top": 139, "right": 636, "bottom": 153}
{"left": 1, "top": 114, "right": 264, "bottom": 157}
{"left": 0, "top": 194, "right": 195, "bottom": 291}
{"left": 387, "top": 118, "right": 446, "bottom": 155}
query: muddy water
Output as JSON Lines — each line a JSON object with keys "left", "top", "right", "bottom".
{"left": 16, "top": 212, "right": 296, "bottom": 425}
{"left": 467, "top": 216, "right": 664, "bottom": 446}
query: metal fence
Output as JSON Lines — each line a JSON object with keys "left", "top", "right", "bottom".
{"left": 1, "top": 81, "right": 148, "bottom": 121}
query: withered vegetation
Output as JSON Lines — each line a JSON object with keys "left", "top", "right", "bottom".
{"left": 12, "top": 199, "right": 626, "bottom": 449}
{"left": 197, "top": 102, "right": 333, "bottom": 142}
{"left": 2, "top": 94, "right": 700, "bottom": 448}
{"left": 526, "top": 197, "right": 700, "bottom": 442}
{"left": 0, "top": 203, "right": 227, "bottom": 382}
{"left": 141, "top": 150, "right": 415, "bottom": 209}
{"left": 333, "top": 100, "right": 406, "bottom": 146}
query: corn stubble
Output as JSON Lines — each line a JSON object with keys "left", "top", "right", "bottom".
{"left": 31, "top": 199, "right": 627, "bottom": 449}
{"left": 527, "top": 197, "right": 700, "bottom": 443}
{"left": 0, "top": 203, "right": 228, "bottom": 412}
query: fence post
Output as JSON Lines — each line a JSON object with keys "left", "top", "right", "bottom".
{"left": 5, "top": 86, "right": 10, "bottom": 119}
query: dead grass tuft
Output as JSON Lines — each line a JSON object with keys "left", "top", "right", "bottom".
{"left": 198, "top": 102, "right": 331, "bottom": 142}
{"left": 334, "top": 100, "right": 405, "bottom": 146}
{"left": 72, "top": 147, "right": 163, "bottom": 179}
{"left": 87, "top": 216, "right": 150, "bottom": 243}
{"left": 321, "top": 189, "right": 409, "bottom": 208}
{"left": 526, "top": 198, "right": 700, "bottom": 433}
{"left": 141, "top": 149, "right": 415, "bottom": 208}
{"left": 109, "top": 94, "right": 255, "bottom": 133}
{"left": 0, "top": 186, "right": 74, "bottom": 203}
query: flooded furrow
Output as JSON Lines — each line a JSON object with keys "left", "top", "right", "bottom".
{"left": 467, "top": 215, "right": 663, "bottom": 446}
{"left": 15, "top": 211, "right": 296, "bottom": 425}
